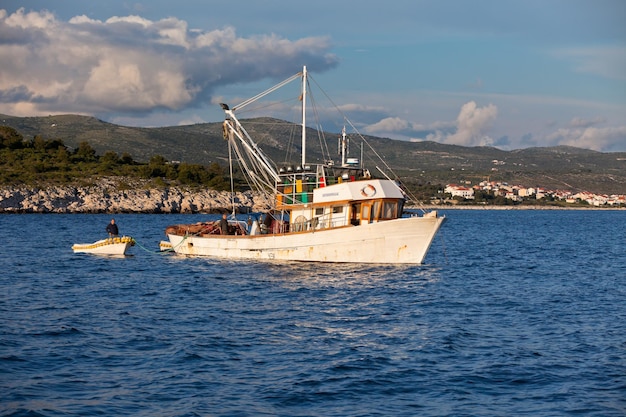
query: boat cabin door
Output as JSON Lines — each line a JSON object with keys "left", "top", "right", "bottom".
{"left": 360, "top": 201, "right": 378, "bottom": 224}
{"left": 350, "top": 203, "right": 361, "bottom": 226}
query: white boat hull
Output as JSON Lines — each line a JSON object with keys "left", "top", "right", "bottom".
{"left": 167, "top": 215, "right": 444, "bottom": 264}
{"left": 72, "top": 237, "right": 134, "bottom": 256}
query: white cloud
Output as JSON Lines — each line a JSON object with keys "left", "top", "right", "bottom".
{"left": 363, "top": 116, "right": 441, "bottom": 140}
{"left": 0, "top": 8, "right": 338, "bottom": 117}
{"left": 546, "top": 126, "right": 626, "bottom": 152}
{"left": 365, "top": 117, "right": 411, "bottom": 133}
{"left": 359, "top": 98, "right": 626, "bottom": 152}
{"left": 442, "top": 101, "right": 498, "bottom": 146}
{"left": 362, "top": 101, "right": 497, "bottom": 146}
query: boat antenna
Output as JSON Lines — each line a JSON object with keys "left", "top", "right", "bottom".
{"left": 339, "top": 126, "right": 348, "bottom": 167}
{"left": 301, "top": 65, "right": 307, "bottom": 167}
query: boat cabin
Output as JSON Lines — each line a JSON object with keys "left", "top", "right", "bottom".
{"left": 268, "top": 162, "right": 405, "bottom": 234}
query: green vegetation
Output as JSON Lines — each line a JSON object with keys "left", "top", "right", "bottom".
{"left": 0, "top": 126, "right": 230, "bottom": 190}
{"left": 2, "top": 114, "right": 626, "bottom": 195}
{"left": 1, "top": 118, "right": 625, "bottom": 207}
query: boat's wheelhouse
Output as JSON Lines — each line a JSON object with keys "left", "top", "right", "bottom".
{"left": 273, "top": 163, "right": 405, "bottom": 233}
{"left": 275, "top": 162, "right": 368, "bottom": 206}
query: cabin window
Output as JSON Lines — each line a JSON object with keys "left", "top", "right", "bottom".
{"left": 361, "top": 204, "right": 371, "bottom": 223}
{"left": 315, "top": 208, "right": 324, "bottom": 216}
{"left": 397, "top": 200, "right": 405, "bottom": 218}
{"left": 332, "top": 206, "right": 343, "bottom": 214}
{"left": 372, "top": 201, "right": 381, "bottom": 221}
{"left": 382, "top": 201, "right": 398, "bottom": 219}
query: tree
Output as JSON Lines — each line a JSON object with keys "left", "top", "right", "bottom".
{"left": 140, "top": 154, "right": 173, "bottom": 178}
{"left": 73, "top": 141, "right": 97, "bottom": 162}
{"left": 99, "top": 151, "right": 120, "bottom": 172}
{"left": 177, "top": 163, "right": 204, "bottom": 184}
{"left": 55, "top": 146, "right": 70, "bottom": 165}
{"left": 120, "top": 152, "right": 134, "bottom": 164}
{"left": 206, "top": 162, "right": 230, "bottom": 190}
{"left": 474, "top": 189, "right": 494, "bottom": 203}
{"left": 32, "top": 135, "right": 47, "bottom": 150}
{"left": 101, "top": 151, "right": 120, "bottom": 165}
{"left": 0, "top": 126, "right": 25, "bottom": 149}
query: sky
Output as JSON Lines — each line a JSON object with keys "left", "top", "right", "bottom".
{"left": 1, "top": 0, "right": 625, "bottom": 151}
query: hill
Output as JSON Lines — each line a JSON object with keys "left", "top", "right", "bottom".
{"left": 2, "top": 113, "right": 626, "bottom": 194}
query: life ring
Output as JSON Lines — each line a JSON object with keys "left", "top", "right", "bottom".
{"left": 360, "top": 184, "right": 376, "bottom": 197}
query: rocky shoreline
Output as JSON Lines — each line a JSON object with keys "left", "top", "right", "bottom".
{"left": 2, "top": 177, "right": 623, "bottom": 214}
{"left": 0, "top": 178, "right": 270, "bottom": 214}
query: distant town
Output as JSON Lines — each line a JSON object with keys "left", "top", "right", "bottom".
{"left": 444, "top": 180, "right": 625, "bottom": 207}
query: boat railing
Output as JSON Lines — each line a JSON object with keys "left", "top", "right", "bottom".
{"left": 290, "top": 213, "right": 347, "bottom": 232}
{"left": 318, "top": 217, "right": 347, "bottom": 229}
{"left": 276, "top": 164, "right": 369, "bottom": 207}
{"left": 276, "top": 171, "right": 316, "bottom": 205}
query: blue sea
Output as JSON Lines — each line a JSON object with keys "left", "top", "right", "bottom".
{"left": 1, "top": 210, "right": 625, "bottom": 416}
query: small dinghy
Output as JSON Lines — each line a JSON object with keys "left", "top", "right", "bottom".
{"left": 72, "top": 236, "right": 135, "bottom": 255}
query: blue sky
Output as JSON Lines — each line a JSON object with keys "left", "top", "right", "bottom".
{"left": 1, "top": 0, "right": 625, "bottom": 151}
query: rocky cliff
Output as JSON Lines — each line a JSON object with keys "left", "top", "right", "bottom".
{"left": 0, "top": 178, "right": 270, "bottom": 214}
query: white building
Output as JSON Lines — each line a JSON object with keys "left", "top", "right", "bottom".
{"left": 518, "top": 187, "right": 536, "bottom": 197}
{"left": 445, "top": 185, "right": 475, "bottom": 200}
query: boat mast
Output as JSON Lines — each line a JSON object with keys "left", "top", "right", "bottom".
{"left": 340, "top": 126, "right": 347, "bottom": 167}
{"left": 301, "top": 66, "right": 307, "bottom": 167}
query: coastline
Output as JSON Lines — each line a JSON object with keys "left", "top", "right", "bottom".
{"left": 412, "top": 204, "right": 626, "bottom": 211}
{"left": 1, "top": 178, "right": 623, "bottom": 214}
{"left": 0, "top": 178, "right": 270, "bottom": 214}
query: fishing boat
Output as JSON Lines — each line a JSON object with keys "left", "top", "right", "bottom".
{"left": 72, "top": 236, "right": 135, "bottom": 255}
{"left": 164, "top": 66, "right": 445, "bottom": 264}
